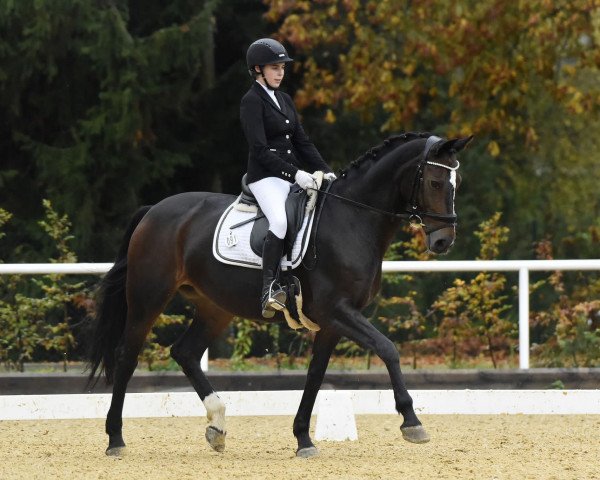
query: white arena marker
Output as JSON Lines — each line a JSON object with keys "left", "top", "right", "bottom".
{"left": 200, "top": 349, "right": 208, "bottom": 371}
{"left": 315, "top": 390, "right": 358, "bottom": 441}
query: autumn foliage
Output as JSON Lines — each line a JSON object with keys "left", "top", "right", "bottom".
{"left": 265, "top": 0, "right": 600, "bottom": 155}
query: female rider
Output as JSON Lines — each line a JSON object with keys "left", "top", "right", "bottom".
{"left": 240, "top": 38, "right": 335, "bottom": 318}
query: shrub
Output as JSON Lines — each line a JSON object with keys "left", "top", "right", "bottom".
{"left": 531, "top": 240, "right": 600, "bottom": 367}
{"left": 0, "top": 201, "right": 89, "bottom": 371}
{"left": 432, "top": 213, "right": 516, "bottom": 368}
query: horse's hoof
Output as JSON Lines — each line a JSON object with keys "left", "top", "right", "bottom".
{"left": 205, "top": 425, "right": 226, "bottom": 452}
{"left": 401, "top": 425, "right": 430, "bottom": 444}
{"left": 105, "top": 445, "right": 126, "bottom": 457}
{"left": 296, "top": 446, "right": 319, "bottom": 458}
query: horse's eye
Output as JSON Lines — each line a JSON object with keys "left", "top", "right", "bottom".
{"left": 430, "top": 180, "right": 443, "bottom": 190}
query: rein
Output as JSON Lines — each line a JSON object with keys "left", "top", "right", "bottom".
{"left": 307, "top": 186, "right": 419, "bottom": 222}
{"left": 309, "top": 136, "right": 459, "bottom": 231}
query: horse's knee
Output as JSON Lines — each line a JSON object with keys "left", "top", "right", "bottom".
{"left": 378, "top": 339, "right": 400, "bottom": 365}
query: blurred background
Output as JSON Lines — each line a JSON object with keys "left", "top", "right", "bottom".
{"left": 0, "top": 0, "right": 599, "bottom": 372}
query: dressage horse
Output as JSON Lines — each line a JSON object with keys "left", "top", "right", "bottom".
{"left": 87, "top": 132, "right": 472, "bottom": 457}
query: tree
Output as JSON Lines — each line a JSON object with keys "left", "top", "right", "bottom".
{"left": 0, "top": 0, "right": 219, "bottom": 260}
{"left": 264, "top": 0, "right": 600, "bottom": 258}
{"left": 265, "top": 0, "right": 599, "bottom": 140}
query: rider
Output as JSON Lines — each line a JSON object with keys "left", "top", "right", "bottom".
{"left": 240, "top": 38, "right": 336, "bottom": 318}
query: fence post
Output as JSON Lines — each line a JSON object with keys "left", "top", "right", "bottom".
{"left": 518, "top": 267, "right": 530, "bottom": 369}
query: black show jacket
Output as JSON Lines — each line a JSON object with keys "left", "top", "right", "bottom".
{"left": 240, "top": 82, "right": 332, "bottom": 183}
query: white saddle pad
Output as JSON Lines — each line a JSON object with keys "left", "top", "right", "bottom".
{"left": 212, "top": 195, "right": 317, "bottom": 270}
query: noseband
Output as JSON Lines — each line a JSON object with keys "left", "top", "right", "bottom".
{"left": 310, "top": 136, "right": 459, "bottom": 233}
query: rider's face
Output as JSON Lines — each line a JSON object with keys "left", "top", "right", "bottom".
{"left": 256, "top": 63, "right": 285, "bottom": 88}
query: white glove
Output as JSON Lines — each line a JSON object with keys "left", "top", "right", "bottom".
{"left": 295, "top": 170, "right": 316, "bottom": 190}
{"left": 324, "top": 172, "right": 337, "bottom": 181}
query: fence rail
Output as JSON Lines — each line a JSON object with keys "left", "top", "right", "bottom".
{"left": 383, "top": 259, "right": 600, "bottom": 369}
{"left": 2, "top": 259, "right": 600, "bottom": 369}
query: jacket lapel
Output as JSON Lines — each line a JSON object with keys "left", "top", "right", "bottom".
{"left": 252, "top": 82, "right": 289, "bottom": 119}
{"left": 274, "top": 90, "right": 289, "bottom": 118}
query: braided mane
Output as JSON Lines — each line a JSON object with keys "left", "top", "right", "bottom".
{"left": 339, "top": 131, "right": 433, "bottom": 178}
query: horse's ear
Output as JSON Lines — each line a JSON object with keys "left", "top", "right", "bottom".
{"left": 436, "top": 136, "right": 474, "bottom": 155}
{"left": 453, "top": 135, "right": 474, "bottom": 152}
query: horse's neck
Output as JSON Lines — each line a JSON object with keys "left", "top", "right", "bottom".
{"left": 336, "top": 146, "right": 410, "bottom": 213}
{"left": 331, "top": 160, "right": 404, "bottom": 257}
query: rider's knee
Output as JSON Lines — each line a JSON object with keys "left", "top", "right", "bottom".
{"left": 269, "top": 218, "right": 287, "bottom": 239}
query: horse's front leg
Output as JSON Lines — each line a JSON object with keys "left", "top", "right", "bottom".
{"left": 293, "top": 328, "right": 341, "bottom": 457}
{"left": 333, "top": 301, "right": 430, "bottom": 444}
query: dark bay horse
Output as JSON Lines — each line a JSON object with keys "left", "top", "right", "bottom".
{"left": 87, "top": 132, "right": 472, "bottom": 457}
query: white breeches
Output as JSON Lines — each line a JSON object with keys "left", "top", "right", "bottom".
{"left": 248, "top": 176, "right": 291, "bottom": 239}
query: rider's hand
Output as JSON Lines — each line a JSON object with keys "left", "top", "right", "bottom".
{"left": 324, "top": 172, "right": 337, "bottom": 181}
{"left": 295, "top": 170, "right": 316, "bottom": 190}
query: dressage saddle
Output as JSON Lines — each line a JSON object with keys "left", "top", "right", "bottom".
{"left": 233, "top": 174, "right": 309, "bottom": 258}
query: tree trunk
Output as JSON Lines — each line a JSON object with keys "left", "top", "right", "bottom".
{"left": 487, "top": 335, "right": 497, "bottom": 369}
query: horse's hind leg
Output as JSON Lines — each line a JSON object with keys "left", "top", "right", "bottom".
{"left": 170, "top": 297, "right": 233, "bottom": 452}
{"left": 105, "top": 282, "right": 175, "bottom": 456}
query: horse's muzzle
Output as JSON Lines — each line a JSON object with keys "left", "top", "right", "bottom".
{"left": 426, "top": 226, "right": 455, "bottom": 254}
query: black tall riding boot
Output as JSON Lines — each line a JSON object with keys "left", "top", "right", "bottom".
{"left": 260, "top": 231, "right": 287, "bottom": 318}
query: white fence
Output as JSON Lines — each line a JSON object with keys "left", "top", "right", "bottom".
{"left": 382, "top": 260, "right": 600, "bottom": 369}
{"left": 2, "top": 259, "right": 600, "bottom": 369}
{"left": 3, "top": 389, "right": 600, "bottom": 420}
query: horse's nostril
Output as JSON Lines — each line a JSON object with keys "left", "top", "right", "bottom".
{"left": 434, "top": 238, "right": 450, "bottom": 252}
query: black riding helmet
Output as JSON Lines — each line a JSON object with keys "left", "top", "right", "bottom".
{"left": 246, "top": 38, "right": 293, "bottom": 76}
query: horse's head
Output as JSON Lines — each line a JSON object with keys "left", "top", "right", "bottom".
{"left": 408, "top": 135, "right": 472, "bottom": 254}
{"left": 335, "top": 132, "right": 473, "bottom": 255}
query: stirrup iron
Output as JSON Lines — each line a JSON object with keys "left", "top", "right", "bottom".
{"left": 261, "top": 281, "right": 286, "bottom": 318}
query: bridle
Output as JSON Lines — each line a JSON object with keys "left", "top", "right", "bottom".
{"left": 308, "top": 135, "right": 460, "bottom": 232}
{"left": 406, "top": 135, "right": 459, "bottom": 232}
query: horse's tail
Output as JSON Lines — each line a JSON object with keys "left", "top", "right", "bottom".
{"left": 86, "top": 205, "right": 152, "bottom": 389}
